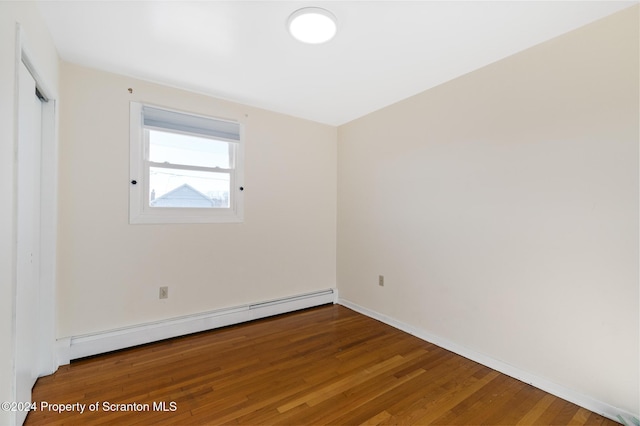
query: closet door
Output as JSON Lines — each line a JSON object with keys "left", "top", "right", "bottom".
{"left": 15, "top": 60, "right": 43, "bottom": 425}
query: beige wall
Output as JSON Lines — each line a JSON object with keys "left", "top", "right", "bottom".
{"left": 0, "top": 2, "right": 59, "bottom": 423}
{"left": 337, "top": 6, "right": 638, "bottom": 414}
{"left": 57, "top": 63, "right": 337, "bottom": 337}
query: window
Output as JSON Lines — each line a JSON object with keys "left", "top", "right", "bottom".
{"left": 130, "top": 102, "right": 244, "bottom": 224}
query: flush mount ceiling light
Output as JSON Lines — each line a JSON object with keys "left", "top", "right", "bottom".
{"left": 287, "top": 7, "right": 337, "bottom": 44}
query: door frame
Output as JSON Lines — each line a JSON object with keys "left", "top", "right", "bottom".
{"left": 11, "top": 22, "right": 58, "bottom": 422}
{"left": 21, "top": 45, "right": 58, "bottom": 378}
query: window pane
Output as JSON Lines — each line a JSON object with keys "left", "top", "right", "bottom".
{"left": 149, "top": 167, "right": 230, "bottom": 208}
{"left": 148, "top": 129, "right": 232, "bottom": 169}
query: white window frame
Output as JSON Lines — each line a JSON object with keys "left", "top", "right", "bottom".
{"left": 129, "top": 102, "right": 244, "bottom": 224}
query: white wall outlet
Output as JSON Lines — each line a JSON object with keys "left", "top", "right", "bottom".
{"left": 378, "top": 275, "right": 384, "bottom": 287}
{"left": 159, "top": 286, "right": 169, "bottom": 299}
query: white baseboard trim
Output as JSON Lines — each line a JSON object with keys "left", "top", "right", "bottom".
{"left": 337, "top": 297, "right": 637, "bottom": 423}
{"left": 55, "top": 337, "right": 71, "bottom": 367}
{"left": 57, "top": 289, "right": 335, "bottom": 363}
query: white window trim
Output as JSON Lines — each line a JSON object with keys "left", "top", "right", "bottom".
{"left": 129, "top": 102, "right": 244, "bottom": 224}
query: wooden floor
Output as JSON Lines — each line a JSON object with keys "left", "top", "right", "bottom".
{"left": 27, "top": 305, "right": 617, "bottom": 425}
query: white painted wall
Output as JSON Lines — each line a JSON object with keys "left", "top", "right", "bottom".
{"left": 337, "top": 6, "right": 638, "bottom": 416}
{"left": 0, "top": 3, "right": 59, "bottom": 425}
{"left": 57, "top": 63, "right": 337, "bottom": 338}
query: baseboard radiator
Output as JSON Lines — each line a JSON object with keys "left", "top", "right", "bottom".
{"left": 58, "top": 289, "right": 335, "bottom": 364}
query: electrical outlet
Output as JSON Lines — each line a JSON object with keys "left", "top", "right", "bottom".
{"left": 378, "top": 275, "right": 384, "bottom": 287}
{"left": 159, "top": 286, "right": 169, "bottom": 299}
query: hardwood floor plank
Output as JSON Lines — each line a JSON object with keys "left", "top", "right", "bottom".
{"left": 298, "top": 366, "right": 427, "bottom": 425}
{"left": 381, "top": 359, "right": 491, "bottom": 423}
{"left": 412, "top": 370, "right": 501, "bottom": 425}
{"left": 568, "top": 408, "right": 594, "bottom": 426}
{"left": 515, "top": 393, "right": 557, "bottom": 425}
{"left": 360, "top": 410, "right": 393, "bottom": 425}
{"left": 438, "top": 374, "right": 524, "bottom": 425}
{"left": 481, "top": 383, "right": 546, "bottom": 425}
{"left": 277, "top": 353, "right": 408, "bottom": 413}
{"left": 550, "top": 400, "right": 583, "bottom": 425}
{"left": 534, "top": 399, "right": 576, "bottom": 425}
{"left": 26, "top": 305, "right": 619, "bottom": 425}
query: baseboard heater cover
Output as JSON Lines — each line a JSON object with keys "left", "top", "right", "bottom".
{"left": 62, "top": 289, "right": 335, "bottom": 362}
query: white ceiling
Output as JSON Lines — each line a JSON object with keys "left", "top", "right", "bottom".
{"left": 37, "top": 1, "right": 636, "bottom": 126}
